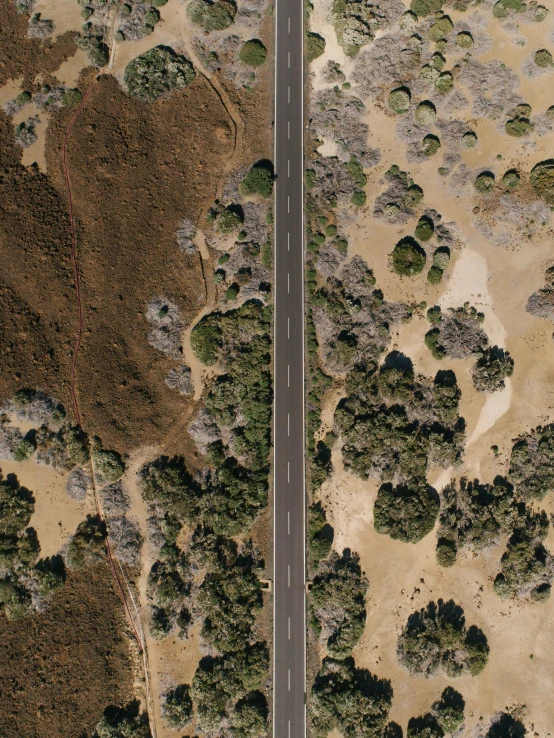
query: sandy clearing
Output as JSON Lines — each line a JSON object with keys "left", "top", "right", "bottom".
{"left": 33, "top": 0, "right": 83, "bottom": 37}
{"left": 0, "top": 457, "right": 92, "bottom": 558}
{"left": 321, "top": 468, "right": 554, "bottom": 736}
{"left": 12, "top": 101, "right": 49, "bottom": 171}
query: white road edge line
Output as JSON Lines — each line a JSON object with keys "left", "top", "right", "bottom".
{"left": 288, "top": 364, "right": 290, "bottom": 386}
{"left": 288, "top": 565, "right": 290, "bottom": 587}
{"left": 288, "top": 51, "right": 290, "bottom": 68}
{"left": 288, "top": 413, "right": 290, "bottom": 436}
{"left": 288, "top": 511, "right": 290, "bottom": 534}
{"left": 288, "top": 670, "right": 291, "bottom": 691}
{"left": 288, "top": 616, "right": 291, "bottom": 638}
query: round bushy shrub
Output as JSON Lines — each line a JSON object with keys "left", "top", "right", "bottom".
{"left": 435, "top": 72, "right": 453, "bottom": 94}
{"left": 462, "top": 131, "right": 478, "bottom": 148}
{"left": 456, "top": 31, "right": 473, "bottom": 48}
{"left": 239, "top": 39, "right": 267, "bottom": 67}
{"left": 427, "top": 266, "right": 443, "bottom": 285}
{"left": 240, "top": 160, "right": 274, "bottom": 197}
{"left": 530, "top": 160, "right": 554, "bottom": 203}
{"left": 422, "top": 134, "right": 441, "bottom": 156}
{"left": 433, "top": 248, "right": 450, "bottom": 270}
{"left": 351, "top": 190, "right": 366, "bottom": 206}
{"left": 535, "top": 48, "right": 553, "bottom": 68}
{"left": 415, "top": 100, "right": 436, "bottom": 125}
{"left": 502, "top": 168, "right": 520, "bottom": 189}
{"left": 505, "top": 116, "right": 532, "bottom": 137}
{"left": 388, "top": 86, "right": 411, "bottom": 114}
{"left": 391, "top": 237, "right": 426, "bottom": 276}
{"left": 410, "top": 0, "right": 443, "bottom": 16}
{"left": 306, "top": 32, "right": 325, "bottom": 62}
{"left": 124, "top": 46, "right": 195, "bottom": 102}
{"left": 415, "top": 216, "right": 434, "bottom": 241}
{"left": 428, "top": 15, "right": 453, "bottom": 42}
{"left": 474, "top": 171, "right": 495, "bottom": 193}
{"left": 188, "top": 0, "right": 236, "bottom": 31}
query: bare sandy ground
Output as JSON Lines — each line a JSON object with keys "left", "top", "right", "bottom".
{"left": 310, "top": 0, "right": 554, "bottom": 734}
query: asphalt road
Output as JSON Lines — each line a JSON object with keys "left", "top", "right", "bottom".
{"left": 272, "top": 0, "right": 306, "bottom": 736}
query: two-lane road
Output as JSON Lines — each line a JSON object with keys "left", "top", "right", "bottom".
{"left": 272, "top": 0, "right": 306, "bottom": 736}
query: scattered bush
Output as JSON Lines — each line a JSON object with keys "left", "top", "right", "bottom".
{"left": 407, "top": 714, "right": 443, "bottom": 738}
{"left": 397, "top": 599, "right": 489, "bottom": 677}
{"left": 432, "top": 248, "right": 450, "bottom": 270}
{"left": 306, "top": 32, "right": 326, "bottom": 62}
{"left": 374, "top": 481, "right": 439, "bottom": 543}
{"left": 124, "top": 45, "right": 195, "bottom": 102}
{"left": 505, "top": 115, "right": 532, "bottom": 137}
{"left": 13, "top": 438, "right": 35, "bottom": 462}
{"left": 28, "top": 12, "right": 54, "bottom": 38}
{"left": 188, "top": 0, "right": 237, "bottom": 30}
{"left": 435, "top": 72, "right": 453, "bottom": 94}
{"left": 62, "top": 88, "right": 83, "bottom": 107}
{"left": 216, "top": 206, "right": 243, "bottom": 234}
{"left": 428, "top": 15, "right": 453, "bottom": 42}
{"left": 462, "top": 131, "right": 477, "bottom": 148}
{"left": 351, "top": 190, "right": 366, "bottom": 206}
{"left": 391, "top": 237, "right": 426, "bottom": 276}
{"left": 240, "top": 160, "right": 274, "bottom": 198}
{"left": 239, "top": 39, "right": 267, "bottom": 67}
{"left": 471, "top": 346, "right": 514, "bottom": 392}
{"left": 14, "top": 117, "right": 38, "bottom": 148}
{"left": 388, "top": 87, "right": 411, "bottom": 114}
{"left": 93, "top": 445, "right": 126, "bottom": 482}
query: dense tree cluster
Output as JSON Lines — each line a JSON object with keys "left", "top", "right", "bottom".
{"left": 93, "top": 701, "right": 151, "bottom": 738}
{"left": 397, "top": 599, "right": 489, "bottom": 678}
{"left": 508, "top": 424, "right": 554, "bottom": 501}
{"left": 335, "top": 359, "right": 465, "bottom": 532}
{"left": 374, "top": 481, "right": 439, "bottom": 544}
{"left": 436, "top": 476, "right": 516, "bottom": 566}
{"left": 311, "top": 550, "right": 368, "bottom": 657}
{"left": 311, "top": 657, "right": 394, "bottom": 738}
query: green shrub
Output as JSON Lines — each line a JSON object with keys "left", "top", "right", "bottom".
{"left": 508, "top": 423, "right": 554, "bottom": 500}
{"left": 373, "top": 481, "right": 439, "bottom": 543}
{"left": 217, "top": 207, "right": 243, "bottom": 234}
{"left": 239, "top": 39, "right": 267, "bottom": 67}
{"left": 436, "top": 538, "right": 457, "bottom": 567}
{"left": 462, "top": 131, "right": 477, "bottom": 148}
{"left": 92, "top": 701, "right": 151, "bottom": 738}
{"left": 13, "top": 438, "right": 35, "bottom": 462}
{"left": 305, "top": 168, "right": 316, "bottom": 189}
{"left": 530, "top": 160, "right": 554, "bottom": 203}
{"left": 66, "top": 515, "right": 107, "bottom": 570}
{"left": 388, "top": 87, "right": 411, "bottom": 114}
{"left": 351, "top": 190, "right": 366, "bottom": 206}
{"left": 188, "top": 0, "right": 236, "bottom": 30}
{"left": 505, "top": 116, "right": 532, "bottom": 137}
{"left": 535, "top": 48, "right": 553, "bottom": 68}
{"left": 433, "top": 248, "right": 450, "bottom": 270}
{"left": 407, "top": 714, "right": 443, "bottom": 738}
{"left": 260, "top": 241, "right": 272, "bottom": 268}
{"left": 397, "top": 599, "right": 489, "bottom": 677}
{"left": 472, "top": 346, "right": 514, "bottom": 392}
{"left": 308, "top": 502, "right": 333, "bottom": 566}
{"left": 474, "top": 171, "right": 495, "bottom": 193}
{"left": 427, "top": 266, "right": 443, "bottom": 284}
{"left": 415, "top": 101, "right": 436, "bottom": 125}
{"left": 428, "top": 15, "right": 453, "bottom": 42}
{"left": 391, "top": 237, "right": 426, "bottom": 276}
{"left": 162, "top": 684, "right": 193, "bottom": 728}
{"left": 502, "top": 168, "right": 520, "bottom": 189}
{"left": 225, "top": 283, "right": 240, "bottom": 301}
{"left": 410, "top": 0, "right": 443, "bottom": 16}
{"left": 306, "top": 32, "right": 326, "bottom": 62}
{"left": 240, "top": 161, "right": 274, "bottom": 198}
{"left": 231, "top": 691, "right": 268, "bottom": 738}
{"left": 124, "top": 46, "right": 195, "bottom": 102}
{"left": 153, "top": 0, "right": 168, "bottom": 5}
{"left": 424, "top": 329, "right": 445, "bottom": 359}
{"left": 415, "top": 217, "right": 434, "bottom": 241}
{"left": 406, "top": 184, "right": 424, "bottom": 206}
{"left": 422, "top": 135, "right": 441, "bottom": 156}
{"left": 456, "top": 31, "right": 473, "bottom": 48}
{"left": 435, "top": 72, "right": 453, "bottom": 94}
{"left": 432, "top": 687, "right": 465, "bottom": 732}
{"left": 62, "top": 88, "right": 83, "bottom": 107}
{"left": 93, "top": 447, "right": 125, "bottom": 482}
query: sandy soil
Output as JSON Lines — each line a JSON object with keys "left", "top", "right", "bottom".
{"left": 309, "top": 1, "right": 554, "bottom": 734}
